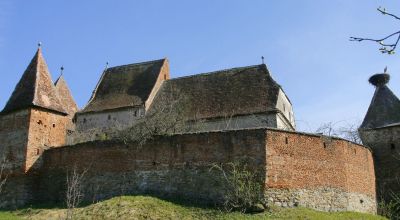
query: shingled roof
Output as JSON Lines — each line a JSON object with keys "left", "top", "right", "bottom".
{"left": 55, "top": 75, "right": 78, "bottom": 116}
{"left": 1, "top": 48, "right": 66, "bottom": 114}
{"left": 80, "top": 59, "right": 167, "bottom": 113}
{"left": 360, "top": 84, "right": 400, "bottom": 129}
{"left": 149, "top": 64, "right": 283, "bottom": 120}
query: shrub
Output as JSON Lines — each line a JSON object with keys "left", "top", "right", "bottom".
{"left": 378, "top": 193, "right": 400, "bottom": 219}
{"left": 210, "top": 160, "right": 266, "bottom": 213}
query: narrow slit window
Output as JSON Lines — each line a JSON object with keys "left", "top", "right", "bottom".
{"left": 391, "top": 143, "right": 396, "bottom": 150}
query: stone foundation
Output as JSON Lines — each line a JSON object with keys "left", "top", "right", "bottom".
{"left": 266, "top": 188, "right": 376, "bottom": 214}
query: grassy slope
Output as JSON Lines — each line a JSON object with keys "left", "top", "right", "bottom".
{"left": 1, "top": 196, "right": 387, "bottom": 220}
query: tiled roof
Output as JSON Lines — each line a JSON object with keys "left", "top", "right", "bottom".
{"left": 80, "top": 59, "right": 167, "bottom": 113}
{"left": 55, "top": 75, "right": 78, "bottom": 116}
{"left": 2, "top": 48, "right": 66, "bottom": 114}
{"left": 360, "top": 84, "right": 400, "bottom": 129}
{"left": 149, "top": 64, "right": 282, "bottom": 120}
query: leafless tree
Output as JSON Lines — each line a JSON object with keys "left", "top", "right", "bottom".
{"left": 351, "top": 6, "right": 400, "bottom": 54}
{"left": 120, "top": 86, "right": 188, "bottom": 147}
{"left": 316, "top": 122, "right": 341, "bottom": 137}
{"left": 65, "top": 165, "right": 88, "bottom": 220}
{"left": 316, "top": 121, "right": 362, "bottom": 144}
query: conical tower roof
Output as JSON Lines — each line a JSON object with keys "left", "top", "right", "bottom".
{"left": 55, "top": 74, "right": 78, "bottom": 116}
{"left": 360, "top": 73, "right": 400, "bottom": 129}
{"left": 1, "top": 48, "right": 67, "bottom": 114}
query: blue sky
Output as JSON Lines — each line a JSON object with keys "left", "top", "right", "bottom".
{"left": 0, "top": 0, "right": 399, "bottom": 131}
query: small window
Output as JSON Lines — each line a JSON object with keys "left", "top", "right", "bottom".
{"left": 36, "top": 149, "right": 40, "bottom": 155}
{"left": 164, "top": 74, "right": 167, "bottom": 80}
{"left": 283, "top": 104, "right": 286, "bottom": 112}
{"left": 108, "top": 115, "right": 111, "bottom": 120}
{"left": 391, "top": 143, "right": 396, "bottom": 150}
{"left": 323, "top": 142, "right": 327, "bottom": 148}
{"left": 52, "top": 123, "right": 56, "bottom": 128}
{"left": 37, "top": 120, "right": 43, "bottom": 125}
{"left": 83, "top": 118, "right": 87, "bottom": 123}
{"left": 285, "top": 137, "right": 288, "bottom": 144}
{"left": 134, "top": 110, "right": 138, "bottom": 117}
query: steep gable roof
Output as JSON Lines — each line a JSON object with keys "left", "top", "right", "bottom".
{"left": 80, "top": 59, "right": 167, "bottom": 113}
{"left": 1, "top": 48, "right": 66, "bottom": 114}
{"left": 149, "top": 64, "right": 282, "bottom": 120}
{"left": 360, "top": 84, "right": 400, "bottom": 129}
{"left": 55, "top": 75, "right": 78, "bottom": 116}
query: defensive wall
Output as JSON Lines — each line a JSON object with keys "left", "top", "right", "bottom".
{"left": 10, "top": 128, "right": 375, "bottom": 213}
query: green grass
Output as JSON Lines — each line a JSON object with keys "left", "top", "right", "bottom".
{"left": 0, "top": 196, "right": 387, "bottom": 220}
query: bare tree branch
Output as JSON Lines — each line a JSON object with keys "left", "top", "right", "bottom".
{"left": 377, "top": 7, "right": 400, "bottom": 21}
{"left": 350, "top": 6, "right": 400, "bottom": 54}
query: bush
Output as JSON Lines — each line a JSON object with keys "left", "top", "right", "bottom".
{"left": 210, "top": 160, "right": 266, "bottom": 213}
{"left": 377, "top": 193, "right": 400, "bottom": 219}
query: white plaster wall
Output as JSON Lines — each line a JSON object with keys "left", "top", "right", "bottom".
{"left": 75, "top": 107, "right": 144, "bottom": 132}
{"left": 187, "top": 113, "right": 277, "bottom": 132}
{"left": 275, "top": 89, "right": 295, "bottom": 130}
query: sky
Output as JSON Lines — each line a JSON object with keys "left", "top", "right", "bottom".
{"left": 0, "top": 0, "right": 399, "bottom": 132}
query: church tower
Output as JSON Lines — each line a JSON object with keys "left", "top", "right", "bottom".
{"left": 0, "top": 46, "right": 76, "bottom": 173}
{"left": 359, "top": 71, "right": 400, "bottom": 202}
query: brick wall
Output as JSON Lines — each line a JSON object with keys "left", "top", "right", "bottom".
{"left": 1, "top": 128, "right": 377, "bottom": 213}
{"left": 26, "top": 108, "right": 70, "bottom": 172}
{"left": 266, "top": 129, "right": 376, "bottom": 213}
{"left": 0, "top": 109, "right": 30, "bottom": 172}
{"left": 36, "top": 129, "right": 266, "bottom": 204}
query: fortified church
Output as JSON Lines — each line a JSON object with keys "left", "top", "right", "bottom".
{"left": 0, "top": 46, "right": 395, "bottom": 214}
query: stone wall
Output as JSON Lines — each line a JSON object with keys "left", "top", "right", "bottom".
{"left": 360, "top": 125, "right": 400, "bottom": 201}
{"left": 266, "top": 129, "right": 376, "bottom": 213}
{"left": 29, "top": 128, "right": 377, "bottom": 213}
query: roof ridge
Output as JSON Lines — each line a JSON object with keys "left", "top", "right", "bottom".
{"left": 171, "top": 64, "right": 266, "bottom": 81}
{"left": 32, "top": 49, "right": 40, "bottom": 107}
{"left": 107, "top": 58, "right": 166, "bottom": 70}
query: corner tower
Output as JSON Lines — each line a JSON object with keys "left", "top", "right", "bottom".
{"left": 0, "top": 46, "right": 73, "bottom": 172}
{"left": 359, "top": 71, "right": 400, "bottom": 201}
